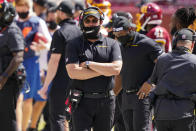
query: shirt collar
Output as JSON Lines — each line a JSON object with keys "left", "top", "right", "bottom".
{"left": 59, "top": 18, "right": 76, "bottom": 26}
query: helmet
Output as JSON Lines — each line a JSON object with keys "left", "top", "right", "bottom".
{"left": 136, "top": 2, "right": 162, "bottom": 31}
{"left": 0, "top": 1, "right": 15, "bottom": 28}
{"left": 91, "top": 0, "right": 112, "bottom": 18}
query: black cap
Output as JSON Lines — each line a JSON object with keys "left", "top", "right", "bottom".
{"left": 75, "top": 2, "right": 84, "bottom": 11}
{"left": 83, "top": 8, "right": 101, "bottom": 20}
{"left": 105, "top": 11, "right": 134, "bottom": 28}
{"left": 47, "top": 1, "right": 57, "bottom": 8}
{"left": 176, "top": 28, "right": 196, "bottom": 42}
{"left": 113, "top": 16, "right": 136, "bottom": 32}
{"left": 33, "top": 0, "right": 48, "bottom": 8}
{"left": 56, "top": 1, "right": 74, "bottom": 16}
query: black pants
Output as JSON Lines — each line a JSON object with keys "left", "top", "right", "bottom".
{"left": 156, "top": 117, "right": 193, "bottom": 131}
{"left": 72, "top": 96, "right": 115, "bottom": 131}
{"left": 49, "top": 88, "right": 67, "bottom": 131}
{"left": 122, "top": 92, "right": 152, "bottom": 131}
{"left": 0, "top": 81, "right": 19, "bottom": 131}
{"left": 113, "top": 91, "right": 126, "bottom": 131}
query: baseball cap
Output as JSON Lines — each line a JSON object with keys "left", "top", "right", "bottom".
{"left": 83, "top": 8, "right": 101, "bottom": 20}
{"left": 56, "top": 1, "right": 74, "bottom": 16}
{"left": 113, "top": 16, "right": 136, "bottom": 32}
{"left": 175, "top": 28, "right": 196, "bottom": 42}
{"left": 33, "top": 0, "right": 48, "bottom": 8}
{"left": 105, "top": 11, "right": 134, "bottom": 28}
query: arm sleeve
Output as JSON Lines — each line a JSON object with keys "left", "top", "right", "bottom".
{"left": 50, "top": 30, "right": 65, "bottom": 54}
{"left": 65, "top": 39, "right": 80, "bottom": 65}
{"left": 111, "top": 40, "right": 122, "bottom": 61}
{"left": 7, "top": 26, "right": 25, "bottom": 52}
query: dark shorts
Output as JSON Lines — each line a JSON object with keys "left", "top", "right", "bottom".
{"left": 72, "top": 96, "right": 116, "bottom": 131}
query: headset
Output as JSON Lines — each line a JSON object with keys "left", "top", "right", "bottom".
{"left": 0, "top": 1, "right": 16, "bottom": 27}
{"left": 172, "top": 28, "right": 196, "bottom": 49}
{"left": 79, "top": 6, "right": 104, "bottom": 31}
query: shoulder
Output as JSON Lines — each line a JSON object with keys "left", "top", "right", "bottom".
{"left": 7, "top": 22, "right": 22, "bottom": 34}
{"left": 187, "top": 54, "right": 196, "bottom": 64}
{"left": 102, "top": 36, "right": 121, "bottom": 47}
{"left": 28, "top": 16, "right": 40, "bottom": 23}
{"left": 136, "top": 32, "right": 156, "bottom": 45}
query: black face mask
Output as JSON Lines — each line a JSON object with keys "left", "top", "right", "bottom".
{"left": 18, "top": 11, "right": 29, "bottom": 19}
{"left": 83, "top": 26, "right": 100, "bottom": 39}
{"left": 108, "top": 31, "right": 115, "bottom": 39}
{"left": 171, "top": 26, "right": 178, "bottom": 36}
{"left": 46, "top": 21, "right": 57, "bottom": 30}
{"left": 116, "top": 31, "right": 135, "bottom": 46}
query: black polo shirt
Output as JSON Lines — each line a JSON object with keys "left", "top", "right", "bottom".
{"left": 120, "top": 32, "right": 162, "bottom": 90}
{"left": 149, "top": 50, "right": 196, "bottom": 120}
{"left": 65, "top": 34, "right": 122, "bottom": 93}
{"left": 50, "top": 19, "right": 82, "bottom": 90}
{"left": 0, "top": 22, "right": 24, "bottom": 74}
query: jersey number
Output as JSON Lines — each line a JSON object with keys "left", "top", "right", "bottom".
{"left": 154, "top": 28, "right": 163, "bottom": 38}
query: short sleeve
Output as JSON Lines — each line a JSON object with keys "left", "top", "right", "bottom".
{"left": 50, "top": 30, "right": 65, "bottom": 54}
{"left": 111, "top": 40, "right": 122, "bottom": 61}
{"left": 7, "top": 25, "right": 25, "bottom": 52}
{"left": 147, "top": 40, "right": 163, "bottom": 62}
{"left": 65, "top": 38, "right": 80, "bottom": 64}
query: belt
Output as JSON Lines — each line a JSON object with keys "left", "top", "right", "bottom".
{"left": 83, "top": 90, "right": 115, "bottom": 99}
{"left": 124, "top": 89, "right": 139, "bottom": 94}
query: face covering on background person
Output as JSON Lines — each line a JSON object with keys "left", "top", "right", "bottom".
{"left": 116, "top": 31, "right": 135, "bottom": 46}
{"left": 46, "top": 21, "right": 57, "bottom": 30}
{"left": 18, "top": 11, "right": 29, "bottom": 19}
{"left": 83, "top": 25, "right": 100, "bottom": 39}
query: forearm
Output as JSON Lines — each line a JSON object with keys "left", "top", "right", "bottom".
{"left": 3, "top": 51, "right": 24, "bottom": 77}
{"left": 113, "top": 75, "right": 122, "bottom": 96}
{"left": 66, "top": 65, "right": 101, "bottom": 80}
{"left": 89, "top": 61, "right": 122, "bottom": 76}
{"left": 43, "top": 57, "right": 59, "bottom": 89}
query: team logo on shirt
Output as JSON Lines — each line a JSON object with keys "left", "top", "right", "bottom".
{"left": 96, "top": 45, "right": 108, "bottom": 48}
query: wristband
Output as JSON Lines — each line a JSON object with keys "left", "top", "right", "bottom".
{"left": 85, "top": 61, "right": 90, "bottom": 69}
{"left": 2, "top": 72, "right": 8, "bottom": 78}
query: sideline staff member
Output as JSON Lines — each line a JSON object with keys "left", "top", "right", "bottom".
{"left": 38, "top": 1, "right": 81, "bottom": 131}
{"left": 113, "top": 16, "right": 162, "bottom": 131}
{"left": 66, "top": 7, "right": 122, "bottom": 131}
{"left": 0, "top": 2, "right": 24, "bottom": 131}
{"left": 140, "top": 28, "right": 196, "bottom": 131}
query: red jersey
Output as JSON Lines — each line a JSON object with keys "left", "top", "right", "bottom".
{"left": 146, "top": 26, "right": 171, "bottom": 52}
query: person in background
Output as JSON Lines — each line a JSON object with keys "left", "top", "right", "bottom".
{"left": 136, "top": 2, "right": 171, "bottom": 52}
{"left": 15, "top": 0, "right": 51, "bottom": 130}
{"left": 38, "top": 1, "right": 81, "bottom": 131}
{"left": 0, "top": 1, "right": 25, "bottom": 131}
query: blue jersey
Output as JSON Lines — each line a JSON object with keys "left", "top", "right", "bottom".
{"left": 16, "top": 16, "right": 40, "bottom": 58}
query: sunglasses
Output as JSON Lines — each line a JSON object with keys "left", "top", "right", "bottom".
{"left": 84, "top": 19, "right": 99, "bottom": 24}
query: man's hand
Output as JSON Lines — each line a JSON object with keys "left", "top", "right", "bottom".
{"left": 137, "top": 81, "right": 153, "bottom": 99}
{"left": 38, "top": 86, "right": 48, "bottom": 99}
{"left": 80, "top": 62, "right": 87, "bottom": 68}
{"left": 0, "top": 76, "right": 8, "bottom": 90}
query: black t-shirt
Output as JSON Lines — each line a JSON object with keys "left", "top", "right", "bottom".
{"left": 120, "top": 32, "right": 162, "bottom": 90}
{"left": 0, "top": 22, "right": 24, "bottom": 74}
{"left": 50, "top": 19, "right": 82, "bottom": 90}
{"left": 149, "top": 50, "right": 196, "bottom": 120}
{"left": 65, "top": 34, "right": 122, "bottom": 93}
